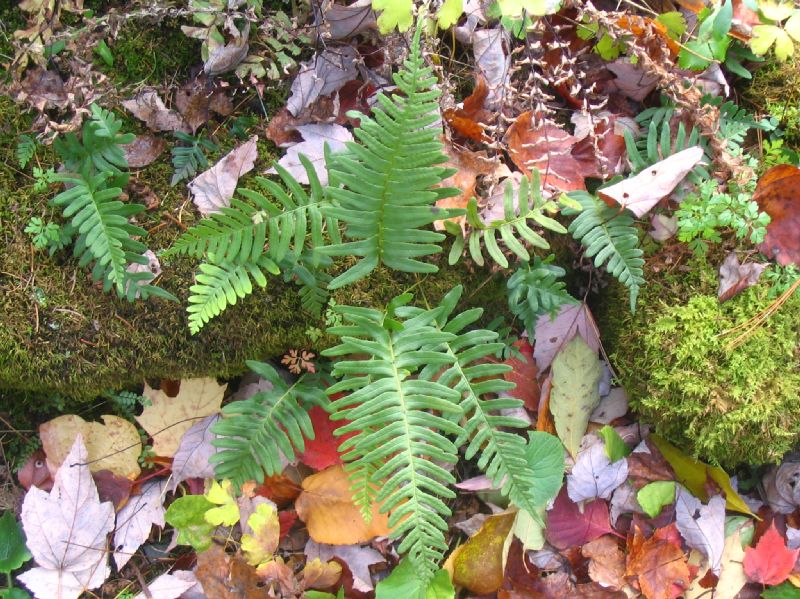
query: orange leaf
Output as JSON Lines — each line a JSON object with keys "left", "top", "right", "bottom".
{"left": 754, "top": 164, "right": 800, "bottom": 267}
{"left": 443, "top": 76, "right": 492, "bottom": 143}
{"left": 295, "top": 465, "right": 391, "bottom": 544}
{"left": 435, "top": 140, "right": 497, "bottom": 233}
{"left": 743, "top": 522, "right": 799, "bottom": 585}
{"left": 626, "top": 524, "right": 692, "bottom": 599}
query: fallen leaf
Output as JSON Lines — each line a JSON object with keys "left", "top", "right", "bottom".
{"left": 296, "top": 406, "right": 357, "bottom": 471}
{"left": 754, "top": 164, "right": 800, "bottom": 266}
{"left": 546, "top": 487, "right": 614, "bottom": 550}
{"left": 582, "top": 535, "right": 627, "bottom": 591}
{"left": 743, "top": 522, "right": 799, "bottom": 585}
{"left": 18, "top": 436, "right": 115, "bottom": 599}
{"left": 675, "top": 487, "right": 726, "bottom": 575}
{"left": 718, "top": 252, "right": 768, "bottom": 302}
{"left": 637, "top": 481, "right": 676, "bottom": 519}
{"left": 195, "top": 545, "right": 271, "bottom": 599}
{"left": 764, "top": 462, "right": 800, "bottom": 514}
{"left": 304, "top": 540, "right": 385, "bottom": 593}
{"left": 17, "top": 450, "right": 52, "bottom": 491}
{"left": 255, "top": 556, "right": 296, "bottom": 593}
{"left": 626, "top": 524, "right": 692, "bottom": 599}
{"left": 241, "top": 503, "right": 280, "bottom": 566}
{"left": 114, "top": 479, "right": 167, "bottom": 570}
{"left": 301, "top": 557, "right": 342, "bottom": 590}
{"left": 295, "top": 465, "right": 391, "bottom": 544}
{"left": 567, "top": 440, "right": 629, "bottom": 502}
{"left": 137, "top": 378, "right": 226, "bottom": 458}
{"left": 164, "top": 495, "right": 215, "bottom": 551}
{"left": 434, "top": 141, "right": 497, "bottom": 233}
{"left": 204, "top": 22, "right": 250, "bottom": 77}
{"left": 287, "top": 47, "right": 359, "bottom": 116}
{"left": 649, "top": 213, "right": 679, "bottom": 241}
{"left": 122, "top": 90, "right": 189, "bottom": 133}
{"left": 39, "top": 414, "right": 141, "bottom": 479}
{"left": 168, "top": 414, "right": 221, "bottom": 492}
{"left": 189, "top": 136, "right": 258, "bottom": 216}
{"left": 443, "top": 76, "right": 492, "bottom": 143}
{"left": 714, "top": 529, "right": 748, "bottom": 599}
{"left": 502, "top": 338, "right": 540, "bottom": 410}
{"left": 19, "top": 68, "right": 67, "bottom": 111}
{"left": 205, "top": 479, "right": 241, "bottom": 526}
{"left": 124, "top": 135, "right": 166, "bottom": 168}
{"left": 607, "top": 59, "right": 660, "bottom": 102}
{"left": 590, "top": 388, "right": 629, "bottom": 425}
{"left": 597, "top": 146, "right": 704, "bottom": 217}
{"left": 133, "top": 571, "right": 197, "bottom": 599}
{"left": 450, "top": 512, "right": 515, "bottom": 594}
{"left": 267, "top": 123, "right": 352, "bottom": 186}
{"left": 549, "top": 336, "right": 604, "bottom": 457}
{"left": 93, "top": 470, "right": 133, "bottom": 509}
{"left": 175, "top": 76, "right": 233, "bottom": 134}
{"left": 650, "top": 435, "right": 753, "bottom": 516}
{"left": 317, "top": 1, "right": 377, "bottom": 39}
{"left": 470, "top": 28, "right": 510, "bottom": 110}
{"left": 533, "top": 302, "right": 601, "bottom": 372}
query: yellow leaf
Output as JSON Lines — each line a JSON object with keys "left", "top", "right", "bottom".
{"left": 295, "top": 465, "right": 391, "bottom": 544}
{"left": 650, "top": 435, "right": 754, "bottom": 516}
{"left": 204, "top": 479, "right": 240, "bottom": 526}
{"left": 241, "top": 503, "right": 280, "bottom": 566}
{"left": 39, "top": 414, "right": 141, "bottom": 479}
{"left": 372, "top": 0, "right": 413, "bottom": 33}
{"left": 437, "top": 0, "right": 463, "bottom": 29}
{"left": 301, "top": 558, "right": 342, "bottom": 590}
{"left": 750, "top": 24, "right": 780, "bottom": 55}
{"left": 450, "top": 512, "right": 515, "bottom": 595}
{"left": 786, "top": 12, "right": 800, "bottom": 41}
{"left": 774, "top": 28, "right": 795, "bottom": 60}
{"left": 759, "top": 0, "right": 794, "bottom": 21}
{"left": 136, "top": 378, "right": 226, "bottom": 457}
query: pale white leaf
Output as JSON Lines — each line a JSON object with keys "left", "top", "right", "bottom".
{"left": 267, "top": 123, "right": 352, "bottom": 186}
{"left": 204, "top": 22, "right": 250, "bottom": 76}
{"left": 649, "top": 213, "right": 678, "bottom": 241}
{"left": 189, "top": 135, "right": 258, "bottom": 216}
{"left": 472, "top": 28, "right": 510, "bottom": 109}
{"left": 533, "top": 303, "right": 601, "bottom": 372}
{"left": 167, "top": 414, "right": 221, "bottom": 493}
{"left": 19, "top": 435, "right": 114, "bottom": 599}
{"left": 114, "top": 479, "right": 168, "bottom": 570}
{"left": 598, "top": 146, "right": 704, "bottom": 217}
{"left": 590, "top": 388, "right": 628, "bottom": 425}
{"left": 675, "top": 486, "right": 726, "bottom": 575}
{"left": 567, "top": 440, "right": 628, "bottom": 502}
{"left": 133, "top": 571, "right": 198, "bottom": 599}
{"left": 287, "top": 47, "right": 358, "bottom": 116}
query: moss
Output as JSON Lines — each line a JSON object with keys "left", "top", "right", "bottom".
{"left": 742, "top": 58, "right": 800, "bottom": 148}
{"left": 603, "top": 259, "right": 800, "bottom": 467}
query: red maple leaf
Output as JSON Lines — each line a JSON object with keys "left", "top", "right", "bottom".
{"left": 502, "top": 338, "right": 540, "bottom": 411}
{"left": 297, "top": 405, "right": 357, "bottom": 471}
{"left": 743, "top": 521, "right": 799, "bottom": 585}
{"left": 546, "top": 487, "right": 615, "bottom": 550}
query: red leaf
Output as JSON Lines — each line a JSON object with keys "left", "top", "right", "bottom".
{"left": 503, "top": 339, "right": 540, "bottom": 411}
{"left": 297, "top": 406, "right": 357, "bottom": 471}
{"left": 743, "top": 522, "right": 799, "bottom": 585}
{"left": 754, "top": 164, "right": 800, "bottom": 267}
{"left": 278, "top": 509, "right": 298, "bottom": 539}
{"left": 626, "top": 524, "right": 692, "bottom": 599}
{"left": 546, "top": 487, "right": 615, "bottom": 550}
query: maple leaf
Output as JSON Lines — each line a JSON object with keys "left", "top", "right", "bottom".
{"left": 546, "top": 487, "right": 614, "bottom": 550}
{"left": 189, "top": 136, "right": 258, "bottom": 216}
{"left": 137, "top": 378, "right": 226, "bottom": 458}
{"left": 296, "top": 405, "right": 357, "bottom": 471}
{"left": 18, "top": 436, "right": 115, "bottom": 599}
{"left": 743, "top": 522, "right": 799, "bottom": 585}
{"left": 582, "top": 535, "right": 627, "bottom": 591}
{"left": 567, "top": 440, "right": 629, "bottom": 502}
{"left": 168, "top": 414, "right": 220, "bottom": 492}
{"left": 267, "top": 123, "right": 352, "bottom": 186}
{"left": 625, "top": 524, "right": 692, "bottom": 599}
{"left": 241, "top": 503, "right": 280, "bottom": 567}
{"left": 674, "top": 487, "right": 725, "bottom": 575}
{"left": 113, "top": 479, "right": 167, "bottom": 570}
{"left": 204, "top": 480, "right": 241, "bottom": 527}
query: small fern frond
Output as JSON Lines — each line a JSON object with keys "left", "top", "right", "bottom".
{"left": 319, "top": 26, "right": 462, "bottom": 289}
{"left": 507, "top": 256, "right": 578, "bottom": 333}
{"left": 567, "top": 191, "right": 645, "bottom": 311}
{"left": 55, "top": 104, "right": 134, "bottom": 175}
{"left": 52, "top": 168, "right": 148, "bottom": 295}
{"left": 170, "top": 132, "right": 217, "bottom": 186}
{"left": 210, "top": 360, "right": 326, "bottom": 488}
{"left": 406, "top": 286, "right": 550, "bottom": 523}
{"left": 186, "top": 255, "right": 280, "bottom": 334}
{"left": 282, "top": 252, "right": 332, "bottom": 318}
{"left": 323, "top": 302, "right": 463, "bottom": 583}
{"left": 450, "top": 172, "right": 567, "bottom": 268}
{"left": 17, "top": 134, "right": 36, "bottom": 168}
{"left": 624, "top": 120, "right": 710, "bottom": 184}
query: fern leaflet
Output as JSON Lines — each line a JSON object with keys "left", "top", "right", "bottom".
{"left": 55, "top": 104, "right": 134, "bottom": 176}
{"left": 319, "top": 26, "right": 461, "bottom": 288}
{"left": 171, "top": 132, "right": 217, "bottom": 186}
{"left": 567, "top": 191, "right": 645, "bottom": 311}
{"left": 507, "top": 256, "right": 578, "bottom": 333}
{"left": 17, "top": 134, "right": 36, "bottom": 168}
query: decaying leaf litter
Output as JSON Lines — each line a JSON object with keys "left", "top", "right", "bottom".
{"left": 1, "top": 0, "right": 800, "bottom": 598}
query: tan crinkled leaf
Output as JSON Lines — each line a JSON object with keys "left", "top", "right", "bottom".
{"left": 301, "top": 558, "right": 342, "bottom": 590}
{"left": 189, "top": 136, "right": 258, "bottom": 216}
{"left": 582, "top": 535, "right": 628, "bottom": 591}
{"left": 39, "top": 414, "right": 141, "bottom": 479}
{"left": 133, "top": 571, "right": 197, "bottom": 599}
{"left": 137, "top": 378, "right": 226, "bottom": 458}
{"left": 549, "top": 336, "right": 603, "bottom": 457}
{"left": 113, "top": 479, "right": 168, "bottom": 570}
{"left": 122, "top": 90, "right": 189, "bottom": 133}
{"left": 295, "top": 465, "right": 391, "bottom": 545}
{"left": 18, "top": 435, "right": 115, "bottom": 599}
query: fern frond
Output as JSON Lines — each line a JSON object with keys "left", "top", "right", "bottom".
{"left": 186, "top": 255, "right": 280, "bottom": 334}
{"left": 210, "top": 360, "right": 326, "bottom": 488}
{"left": 449, "top": 172, "right": 567, "bottom": 268}
{"left": 567, "top": 191, "right": 645, "bottom": 311}
{"left": 283, "top": 252, "right": 332, "bottom": 318}
{"left": 323, "top": 303, "right": 463, "bottom": 583}
{"left": 170, "top": 132, "right": 217, "bottom": 186}
{"left": 318, "top": 26, "right": 461, "bottom": 289}
{"left": 55, "top": 104, "right": 134, "bottom": 175}
{"left": 407, "top": 286, "right": 552, "bottom": 523}
{"left": 17, "top": 134, "right": 36, "bottom": 168}
{"left": 507, "top": 256, "right": 578, "bottom": 333}
{"left": 52, "top": 168, "right": 147, "bottom": 295}
{"left": 624, "top": 120, "right": 710, "bottom": 184}
{"left": 167, "top": 156, "right": 334, "bottom": 265}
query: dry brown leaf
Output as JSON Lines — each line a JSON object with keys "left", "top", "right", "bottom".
{"left": 754, "top": 164, "right": 800, "bottom": 266}
{"left": 443, "top": 76, "right": 492, "bottom": 143}
{"left": 582, "top": 535, "right": 627, "bottom": 591}
{"left": 124, "top": 134, "right": 166, "bottom": 168}
{"left": 137, "top": 378, "right": 226, "bottom": 458}
{"left": 122, "top": 90, "right": 189, "bottom": 133}
{"left": 176, "top": 77, "right": 234, "bottom": 134}
{"left": 295, "top": 465, "right": 391, "bottom": 544}
{"left": 189, "top": 136, "right": 258, "bottom": 216}
{"left": 19, "top": 68, "right": 67, "bottom": 111}
{"left": 195, "top": 546, "right": 270, "bottom": 599}
{"left": 449, "top": 511, "right": 515, "bottom": 595}
{"left": 718, "top": 252, "right": 767, "bottom": 302}
{"left": 39, "top": 414, "right": 141, "bottom": 479}
{"left": 434, "top": 140, "right": 497, "bottom": 233}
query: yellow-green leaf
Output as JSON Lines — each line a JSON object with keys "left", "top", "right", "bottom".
{"left": 750, "top": 24, "right": 780, "bottom": 55}
{"left": 437, "top": 0, "right": 463, "bottom": 28}
{"left": 241, "top": 503, "right": 280, "bottom": 566}
{"left": 773, "top": 28, "right": 795, "bottom": 60}
{"left": 785, "top": 11, "right": 800, "bottom": 41}
{"left": 650, "top": 435, "right": 754, "bottom": 516}
{"left": 204, "top": 479, "right": 240, "bottom": 526}
{"left": 759, "top": 0, "right": 794, "bottom": 21}
{"left": 497, "top": 0, "right": 558, "bottom": 18}
{"left": 373, "top": 0, "right": 414, "bottom": 33}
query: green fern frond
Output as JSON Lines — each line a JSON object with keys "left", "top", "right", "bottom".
{"left": 323, "top": 302, "right": 463, "bottom": 583}
{"left": 210, "top": 360, "right": 326, "bottom": 488}
{"left": 624, "top": 120, "right": 710, "bottom": 184}
{"left": 407, "top": 286, "right": 552, "bottom": 523}
{"left": 186, "top": 255, "right": 280, "bottom": 334}
{"left": 449, "top": 172, "right": 568, "bottom": 268}
{"left": 17, "top": 134, "right": 36, "bottom": 168}
{"left": 55, "top": 104, "right": 134, "bottom": 176}
{"left": 52, "top": 168, "right": 148, "bottom": 295}
{"left": 507, "top": 256, "right": 578, "bottom": 333}
{"left": 567, "top": 191, "right": 645, "bottom": 311}
{"left": 318, "top": 26, "right": 462, "bottom": 289}
{"left": 170, "top": 131, "right": 217, "bottom": 186}
{"left": 283, "top": 252, "right": 332, "bottom": 318}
